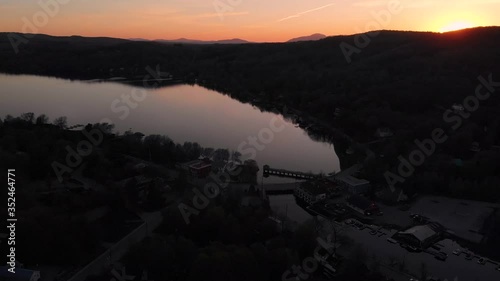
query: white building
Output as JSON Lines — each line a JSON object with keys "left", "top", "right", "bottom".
{"left": 334, "top": 175, "right": 371, "bottom": 194}
{"left": 393, "top": 224, "right": 442, "bottom": 248}
{"left": 294, "top": 181, "right": 327, "bottom": 205}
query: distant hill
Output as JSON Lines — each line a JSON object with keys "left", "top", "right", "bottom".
{"left": 134, "top": 35, "right": 327, "bottom": 44}
{"left": 3, "top": 33, "right": 129, "bottom": 46}
{"left": 154, "top": 38, "right": 251, "bottom": 44}
{"left": 287, "top": 33, "right": 327, "bottom": 42}
{"left": 128, "top": 38, "right": 150, "bottom": 42}
{"left": 3, "top": 27, "right": 500, "bottom": 203}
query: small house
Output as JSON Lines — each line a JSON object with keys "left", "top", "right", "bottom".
{"left": 295, "top": 181, "right": 328, "bottom": 205}
{"left": 374, "top": 127, "right": 394, "bottom": 138}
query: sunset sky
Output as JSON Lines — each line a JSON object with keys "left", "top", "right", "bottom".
{"left": 1, "top": 0, "right": 499, "bottom": 42}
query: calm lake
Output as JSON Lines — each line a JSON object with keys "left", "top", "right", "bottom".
{"left": 0, "top": 74, "right": 340, "bottom": 222}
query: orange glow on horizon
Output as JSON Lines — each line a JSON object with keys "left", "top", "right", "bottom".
{"left": 0, "top": 1, "right": 499, "bottom": 42}
{"left": 439, "top": 21, "right": 476, "bottom": 33}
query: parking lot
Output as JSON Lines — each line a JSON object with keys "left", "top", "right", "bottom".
{"left": 332, "top": 219, "right": 500, "bottom": 281}
{"left": 410, "top": 196, "right": 499, "bottom": 243}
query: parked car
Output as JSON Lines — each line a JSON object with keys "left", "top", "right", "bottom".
{"left": 410, "top": 213, "right": 430, "bottom": 223}
{"left": 477, "top": 258, "right": 486, "bottom": 265}
{"left": 387, "top": 238, "right": 397, "bottom": 244}
{"left": 369, "top": 230, "right": 378, "bottom": 235}
{"left": 409, "top": 213, "right": 419, "bottom": 219}
{"left": 452, "top": 249, "right": 461, "bottom": 255}
{"left": 465, "top": 253, "right": 473, "bottom": 260}
{"left": 435, "top": 252, "right": 447, "bottom": 261}
{"left": 344, "top": 219, "right": 354, "bottom": 225}
{"left": 407, "top": 245, "right": 419, "bottom": 252}
{"left": 354, "top": 223, "right": 364, "bottom": 230}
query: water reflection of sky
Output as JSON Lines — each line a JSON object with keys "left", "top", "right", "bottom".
{"left": 0, "top": 74, "right": 340, "bottom": 183}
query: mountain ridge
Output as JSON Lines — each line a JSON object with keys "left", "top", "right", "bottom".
{"left": 287, "top": 33, "right": 327, "bottom": 42}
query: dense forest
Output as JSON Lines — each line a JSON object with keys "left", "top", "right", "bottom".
{"left": 2, "top": 28, "right": 500, "bottom": 202}
{"left": 3, "top": 28, "right": 500, "bottom": 280}
{"left": 0, "top": 113, "right": 245, "bottom": 182}
{"left": 0, "top": 114, "right": 389, "bottom": 281}
{"left": 0, "top": 114, "right": 238, "bottom": 265}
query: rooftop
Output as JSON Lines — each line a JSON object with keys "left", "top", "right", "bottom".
{"left": 400, "top": 225, "right": 437, "bottom": 242}
{"left": 181, "top": 158, "right": 210, "bottom": 167}
{"left": 189, "top": 161, "right": 212, "bottom": 170}
{"left": 336, "top": 175, "right": 370, "bottom": 187}
{"left": 299, "top": 181, "right": 329, "bottom": 196}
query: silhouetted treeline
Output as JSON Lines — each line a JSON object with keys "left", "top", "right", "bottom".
{"left": 0, "top": 113, "right": 232, "bottom": 183}
{"left": 2, "top": 28, "right": 500, "bottom": 201}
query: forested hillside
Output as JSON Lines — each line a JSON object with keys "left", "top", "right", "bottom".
{"left": 2, "top": 27, "right": 500, "bottom": 200}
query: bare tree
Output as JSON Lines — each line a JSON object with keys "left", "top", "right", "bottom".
{"left": 53, "top": 116, "right": 68, "bottom": 129}
{"left": 94, "top": 122, "right": 114, "bottom": 134}
{"left": 20, "top": 112, "right": 35, "bottom": 123}
{"left": 36, "top": 114, "right": 49, "bottom": 125}
{"left": 313, "top": 218, "right": 347, "bottom": 258}
{"left": 4, "top": 114, "right": 13, "bottom": 122}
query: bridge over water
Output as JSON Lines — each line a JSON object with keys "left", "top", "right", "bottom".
{"left": 263, "top": 165, "right": 322, "bottom": 180}
{"left": 263, "top": 183, "right": 298, "bottom": 195}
